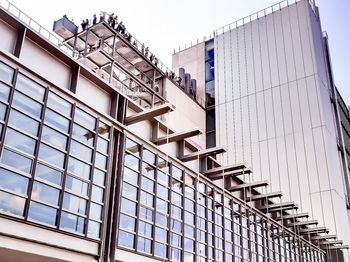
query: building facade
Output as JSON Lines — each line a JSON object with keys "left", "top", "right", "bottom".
{"left": 0, "top": 0, "right": 346, "bottom": 262}
{"left": 173, "top": 0, "right": 350, "bottom": 261}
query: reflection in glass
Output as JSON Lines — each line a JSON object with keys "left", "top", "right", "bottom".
{"left": 123, "top": 167, "right": 138, "bottom": 185}
{"left": 70, "top": 140, "right": 92, "bottom": 162}
{"left": 0, "top": 62, "right": 14, "bottom": 85}
{"left": 65, "top": 175, "right": 88, "bottom": 195}
{"left": 4, "top": 128, "right": 36, "bottom": 155}
{"left": 38, "top": 143, "right": 65, "bottom": 168}
{"left": 97, "top": 137, "right": 109, "bottom": 154}
{"left": 75, "top": 107, "right": 96, "bottom": 130}
{"left": 0, "top": 82, "right": 10, "bottom": 101}
{"left": 97, "top": 122, "right": 110, "bottom": 139}
{"left": 67, "top": 157, "right": 91, "bottom": 179}
{"left": 87, "top": 220, "right": 100, "bottom": 238}
{"left": 95, "top": 152, "right": 107, "bottom": 170}
{"left": 28, "top": 201, "right": 56, "bottom": 225}
{"left": 16, "top": 74, "right": 45, "bottom": 101}
{"left": 0, "top": 190, "right": 25, "bottom": 216}
{"left": 89, "top": 202, "right": 102, "bottom": 220}
{"left": 141, "top": 176, "right": 154, "bottom": 193}
{"left": 122, "top": 182, "right": 137, "bottom": 201}
{"left": 120, "top": 198, "right": 137, "bottom": 216}
{"left": 72, "top": 123, "right": 94, "bottom": 145}
{"left": 139, "top": 221, "right": 152, "bottom": 237}
{"left": 91, "top": 185, "right": 104, "bottom": 203}
{"left": 63, "top": 193, "right": 87, "bottom": 215}
{"left": 143, "top": 149, "right": 156, "bottom": 164}
{"left": 139, "top": 206, "right": 153, "bottom": 221}
{"left": 0, "top": 103, "right": 7, "bottom": 120}
{"left": 32, "top": 181, "right": 59, "bottom": 205}
{"left": 138, "top": 237, "right": 151, "bottom": 253}
{"left": 0, "top": 168, "right": 28, "bottom": 194}
{"left": 125, "top": 153, "right": 139, "bottom": 171}
{"left": 45, "top": 108, "right": 70, "bottom": 133}
{"left": 120, "top": 214, "right": 136, "bottom": 231}
{"left": 125, "top": 138, "right": 140, "bottom": 156}
{"left": 1, "top": 149, "right": 32, "bottom": 173}
{"left": 60, "top": 211, "right": 85, "bottom": 234}
{"left": 93, "top": 168, "right": 105, "bottom": 186}
{"left": 154, "top": 242, "right": 166, "bottom": 258}
{"left": 36, "top": 163, "right": 62, "bottom": 185}
{"left": 12, "top": 91, "right": 42, "bottom": 118}
{"left": 41, "top": 126, "right": 67, "bottom": 150}
{"left": 47, "top": 91, "right": 72, "bottom": 117}
{"left": 9, "top": 109, "right": 39, "bottom": 136}
{"left": 118, "top": 230, "right": 135, "bottom": 249}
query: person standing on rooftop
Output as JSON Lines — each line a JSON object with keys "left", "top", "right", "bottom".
{"left": 145, "top": 47, "right": 149, "bottom": 58}
{"left": 92, "top": 14, "right": 97, "bottom": 25}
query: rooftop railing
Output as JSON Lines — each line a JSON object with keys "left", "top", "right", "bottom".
{"left": 175, "top": 0, "right": 317, "bottom": 53}
{"left": 0, "top": 0, "right": 206, "bottom": 107}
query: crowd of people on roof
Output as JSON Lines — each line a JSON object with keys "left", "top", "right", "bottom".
{"left": 78, "top": 12, "right": 183, "bottom": 86}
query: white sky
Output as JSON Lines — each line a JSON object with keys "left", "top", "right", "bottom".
{"left": 6, "top": 0, "right": 350, "bottom": 104}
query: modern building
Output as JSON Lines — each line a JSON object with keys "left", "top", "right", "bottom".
{"left": 0, "top": 0, "right": 347, "bottom": 262}
{"left": 173, "top": 0, "right": 350, "bottom": 261}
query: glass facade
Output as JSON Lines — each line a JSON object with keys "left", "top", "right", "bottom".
{"left": 0, "top": 61, "right": 111, "bottom": 239}
{"left": 117, "top": 137, "right": 325, "bottom": 262}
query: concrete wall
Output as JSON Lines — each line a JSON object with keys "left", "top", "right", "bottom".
{"left": 213, "top": 0, "right": 350, "bottom": 258}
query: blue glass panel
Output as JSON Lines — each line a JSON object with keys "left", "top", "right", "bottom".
{"left": 0, "top": 167, "right": 28, "bottom": 194}
{"left": 41, "top": 125, "right": 67, "bottom": 150}
{"left": 63, "top": 193, "right": 86, "bottom": 215}
{"left": 16, "top": 74, "right": 45, "bottom": 101}
{"left": 118, "top": 230, "right": 135, "bottom": 249}
{"left": 28, "top": 201, "right": 57, "bottom": 225}
{"left": 38, "top": 143, "right": 65, "bottom": 168}
{"left": 35, "top": 163, "right": 62, "bottom": 185}
{"left": 32, "top": 181, "right": 59, "bottom": 205}
{"left": 0, "top": 190, "right": 25, "bottom": 216}
{"left": 60, "top": 211, "right": 85, "bottom": 234}
{"left": 12, "top": 91, "right": 42, "bottom": 118}
{"left": 1, "top": 149, "right": 32, "bottom": 173}
{"left": 4, "top": 128, "right": 36, "bottom": 155}
{"left": 9, "top": 109, "right": 39, "bottom": 136}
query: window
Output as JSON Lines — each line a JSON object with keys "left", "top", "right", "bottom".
{"left": 0, "top": 168, "right": 28, "bottom": 194}
{"left": 28, "top": 202, "right": 57, "bottom": 225}
{"left": 0, "top": 61, "right": 14, "bottom": 84}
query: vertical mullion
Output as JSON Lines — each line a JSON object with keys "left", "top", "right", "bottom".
{"left": 194, "top": 176, "right": 198, "bottom": 261}
{"left": 85, "top": 116, "right": 99, "bottom": 237}
{"left": 152, "top": 154, "right": 159, "bottom": 258}
{"left": 167, "top": 163, "right": 172, "bottom": 261}
{"left": 23, "top": 83, "right": 49, "bottom": 220}
{"left": 134, "top": 146, "right": 143, "bottom": 252}
{"left": 56, "top": 103, "right": 76, "bottom": 229}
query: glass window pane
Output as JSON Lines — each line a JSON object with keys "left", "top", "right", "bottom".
{"left": 60, "top": 211, "right": 85, "bottom": 234}
{"left": 70, "top": 140, "right": 92, "bottom": 162}
{"left": 140, "top": 190, "right": 153, "bottom": 207}
{"left": 97, "top": 122, "right": 110, "bottom": 139}
{"left": 0, "top": 167, "right": 28, "bottom": 194}
{"left": 38, "top": 143, "right": 65, "bottom": 168}
{"left": 141, "top": 176, "right": 154, "bottom": 193}
{"left": 137, "top": 237, "right": 151, "bottom": 253}
{"left": 9, "top": 109, "right": 39, "bottom": 136}
{"left": 138, "top": 221, "right": 152, "bottom": 237}
{"left": 97, "top": 137, "right": 108, "bottom": 154}
{"left": 72, "top": 123, "right": 94, "bottom": 145}
{"left": 12, "top": 91, "right": 42, "bottom": 118}
{"left": 125, "top": 153, "right": 139, "bottom": 171}
{"left": 67, "top": 157, "right": 91, "bottom": 180}
{"left": 35, "top": 163, "right": 62, "bottom": 185}
{"left": 16, "top": 74, "right": 45, "bottom": 101}
{"left": 172, "top": 165, "right": 183, "bottom": 180}
{"left": 45, "top": 108, "right": 70, "bottom": 133}
{"left": 95, "top": 152, "right": 107, "bottom": 170}
{"left": 0, "top": 62, "right": 14, "bottom": 84}
{"left": 143, "top": 148, "right": 156, "bottom": 165}
{"left": 1, "top": 148, "right": 32, "bottom": 173}
{"left": 87, "top": 220, "right": 100, "bottom": 239}
{"left": 0, "top": 82, "right": 11, "bottom": 103}
{"left": 41, "top": 125, "right": 67, "bottom": 150}
{"left": 4, "top": 128, "right": 36, "bottom": 155}
{"left": 123, "top": 167, "right": 138, "bottom": 185}
{"left": 0, "top": 82, "right": 10, "bottom": 101}
{"left": 155, "top": 227, "right": 167, "bottom": 242}
{"left": 139, "top": 206, "right": 153, "bottom": 221}
{"left": 122, "top": 182, "right": 137, "bottom": 200}
{"left": 118, "top": 230, "right": 135, "bottom": 249}
{"left": 28, "top": 201, "right": 57, "bottom": 225}
{"left": 63, "top": 193, "right": 87, "bottom": 214}
{"left": 32, "top": 181, "right": 59, "bottom": 205}
{"left": 125, "top": 138, "right": 140, "bottom": 156}
{"left": 155, "top": 242, "right": 167, "bottom": 258}
{"left": 0, "top": 190, "right": 25, "bottom": 216}
{"left": 120, "top": 214, "right": 136, "bottom": 231}
{"left": 47, "top": 91, "right": 72, "bottom": 117}
{"left": 0, "top": 103, "right": 7, "bottom": 120}
{"left": 75, "top": 107, "right": 96, "bottom": 130}
{"left": 141, "top": 162, "right": 155, "bottom": 179}
{"left": 65, "top": 175, "right": 88, "bottom": 195}
{"left": 89, "top": 202, "right": 102, "bottom": 220}
{"left": 93, "top": 168, "right": 105, "bottom": 186}
{"left": 91, "top": 185, "right": 104, "bottom": 203}
{"left": 120, "top": 197, "right": 137, "bottom": 216}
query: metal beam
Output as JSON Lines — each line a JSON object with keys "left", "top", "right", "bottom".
{"left": 180, "top": 146, "right": 226, "bottom": 162}
{"left": 226, "top": 180, "right": 268, "bottom": 192}
{"left": 247, "top": 191, "right": 282, "bottom": 202}
{"left": 326, "top": 245, "right": 349, "bottom": 250}
{"left": 286, "top": 220, "right": 318, "bottom": 228}
{"left": 275, "top": 213, "right": 309, "bottom": 221}
{"left": 208, "top": 168, "right": 252, "bottom": 180}
{"left": 310, "top": 235, "right": 337, "bottom": 241}
{"left": 202, "top": 163, "right": 247, "bottom": 176}
{"left": 258, "top": 202, "right": 297, "bottom": 212}
{"left": 125, "top": 103, "right": 174, "bottom": 125}
{"left": 152, "top": 127, "right": 201, "bottom": 145}
{"left": 299, "top": 227, "right": 329, "bottom": 234}
{"left": 319, "top": 240, "right": 343, "bottom": 245}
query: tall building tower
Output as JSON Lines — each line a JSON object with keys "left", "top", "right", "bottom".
{"left": 173, "top": 0, "right": 350, "bottom": 260}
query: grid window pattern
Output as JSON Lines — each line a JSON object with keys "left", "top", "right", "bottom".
{"left": 117, "top": 138, "right": 325, "bottom": 262}
{"left": 0, "top": 62, "right": 111, "bottom": 239}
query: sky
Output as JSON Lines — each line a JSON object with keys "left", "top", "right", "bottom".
{"left": 6, "top": 0, "right": 350, "bottom": 105}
